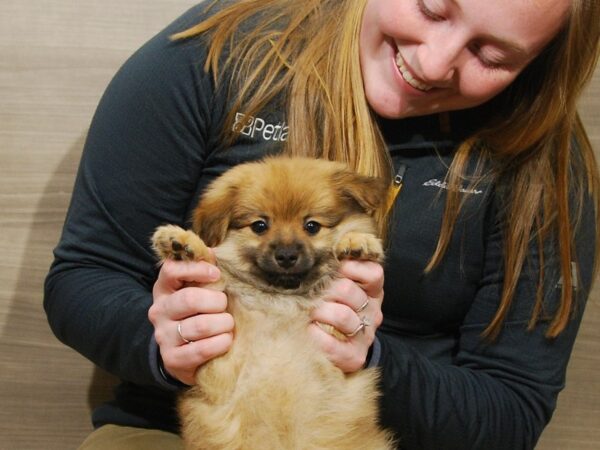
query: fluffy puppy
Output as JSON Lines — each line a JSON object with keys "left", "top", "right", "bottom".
{"left": 152, "top": 156, "right": 394, "bottom": 450}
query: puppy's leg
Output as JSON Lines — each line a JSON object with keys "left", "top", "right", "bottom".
{"left": 152, "top": 224, "right": 211, "bottom": 262}
{"left": 335, "top": 232, "right": 383, "bottom": 263}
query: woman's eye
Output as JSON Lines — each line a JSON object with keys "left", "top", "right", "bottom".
{"left": 417, "top": 0, "right": 445, "bottom": 22}
{"left": 304, "top": 220, "right": 322, "bottom": 235}
{"left": 250, "top": 220, "right": 269, "bottom": 234}
{"left": 478, "top": 58, "right": 505, "bottom": 70}
{"left": 469, "top": 43, "right": 509, "bottom": 71}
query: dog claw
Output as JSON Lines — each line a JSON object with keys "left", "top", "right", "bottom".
{"left": 184, "top": 246, "right": 195, "bottom": 259}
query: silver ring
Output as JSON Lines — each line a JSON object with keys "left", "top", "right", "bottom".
{"left": 177, "top": 321, "right": 192, "bottom": 344}
{"left": 355, "top": 299, "right": 369, "bottom": 313}
{"left": 345, "top": 316, "right": 371, "bottom": 337}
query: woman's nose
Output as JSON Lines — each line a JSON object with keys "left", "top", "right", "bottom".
{"left": 416, "top": 33, "right": 465, "bottom": 85}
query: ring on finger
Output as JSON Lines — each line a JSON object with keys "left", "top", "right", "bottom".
{"left": 177, "top": 321, "right": 192, "bottom": 344}
{"left": 345, "top": 316, "right": 371, "bottom": 337}
{"left": 355, "top": 298, "right": 369, "bottom": 313}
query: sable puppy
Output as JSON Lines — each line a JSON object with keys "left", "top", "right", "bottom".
{"left": 152, "top": 156, "right": 394, "bottom": 450}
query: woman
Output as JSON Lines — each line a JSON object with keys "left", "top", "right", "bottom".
{"left": 44, "top": 0, "right": 600, "bottom": 448}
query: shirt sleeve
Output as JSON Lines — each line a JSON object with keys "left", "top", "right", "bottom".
{"left": 43, "top": 5, "right": 221, "bottom": 388}
{"left": 375, "top": 190, "right": 596, "bottom": 449}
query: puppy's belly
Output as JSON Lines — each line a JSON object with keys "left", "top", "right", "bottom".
{"left": 179, "top": 303, "right": 390, "bottom": 450}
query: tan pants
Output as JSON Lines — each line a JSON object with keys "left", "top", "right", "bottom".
{"left": 78, "top": 424, "right": 184, "bottom": 450}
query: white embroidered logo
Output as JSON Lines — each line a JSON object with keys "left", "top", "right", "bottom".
{"left": 423, "top": 179, "right": 483, "bottom": 195}
{"left": 233, "top": 112, "right": 289, "bottom": 142}
{"left": 556, "top": 262, "right": 579, "bottom": 291}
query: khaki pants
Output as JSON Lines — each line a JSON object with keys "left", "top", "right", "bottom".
{"left": 79, "top": 424, "right": 184, "bottom": 450}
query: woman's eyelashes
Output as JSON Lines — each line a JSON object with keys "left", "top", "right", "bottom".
{"left": 470, "top": 45, "right": 508, "bottom": 70}
{"left": 417, "top": 0, "right": 446, "bottom": 22}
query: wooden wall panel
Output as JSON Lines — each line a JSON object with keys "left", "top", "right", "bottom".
{"left": 0, "top": 1, "right": 598, "bottom": 449}
{"left": 0, "top": 2, "right": 198, "bottom": 449}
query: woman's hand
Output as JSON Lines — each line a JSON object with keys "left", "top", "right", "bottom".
{"left": 148, "top": 257, "right": 234, "bottom": 386}
{"left": 309, "top": 259, "right": 384, "bottom": 373}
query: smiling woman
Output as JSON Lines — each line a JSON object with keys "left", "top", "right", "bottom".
{"left": 36, "top": 0, "right": 600, "bottom": 449}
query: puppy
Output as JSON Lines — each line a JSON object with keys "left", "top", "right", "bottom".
{"left": 152, "top": 156, "right": 394, "bottom": 450}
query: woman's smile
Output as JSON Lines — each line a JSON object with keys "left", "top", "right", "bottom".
{"left": 395, "top": 50, "right": 434, "bottom": 92}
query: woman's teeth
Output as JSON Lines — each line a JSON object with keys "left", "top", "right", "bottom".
{"left": 395, "top": 53, "right": 433, "bottom": 92}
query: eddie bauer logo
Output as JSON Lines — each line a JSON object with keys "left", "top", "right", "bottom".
{"left": 423, "top": 179, "right": 483, "bottom": 195}
{"left": 233, "top": 112, "right": 289, "bottom": 141}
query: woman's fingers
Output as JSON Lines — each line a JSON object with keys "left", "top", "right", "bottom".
{"left": 175, "top": 312, "right": 235, "bottom": 345}
{"left": 307, "top": 322, "right": 369, "bottom": 373}
{"left": 338, "top": 259, "right": 384, "bottom": 298}
{"left": 308, "top": 259, "right": 385, "bottom": 373}
{"left": 153, "top": 258, "right": 221, "bottom": 294}
{"left": 149, "top": 257, "right": 233, "bottom": 385}
{"left": 311, "top": 301, "right": 370, "bottom": 338}
{"left": 161, "top": 332, "right": 234, "bottom": 386}
{"left": 155, "top": 286, "right": 228, "bottom": 322}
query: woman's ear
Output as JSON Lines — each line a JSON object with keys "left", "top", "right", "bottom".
{"left": 192, "top": 183, "right": 238, "bottom": 247}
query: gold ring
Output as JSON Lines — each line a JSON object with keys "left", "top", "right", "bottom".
{"left": 177, "top": 321, "right": 192, "bottom": 344}
{"left": 345, "top": 316, "right": 370, "bottom": 337}
{"left": 356, "top": 299, "right": 369, "bottom": 313}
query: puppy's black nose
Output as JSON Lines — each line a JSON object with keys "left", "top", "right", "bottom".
{"left": 274, "top": 246, "right": 299, "bottom": 269}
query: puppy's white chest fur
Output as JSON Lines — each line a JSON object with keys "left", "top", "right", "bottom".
{"left": 182, "top": 278, "right": 389, "bottom": 450}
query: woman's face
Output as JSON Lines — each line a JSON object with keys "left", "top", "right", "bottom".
{"left": 360, "top": 0, "right": 570, "bottom": 118}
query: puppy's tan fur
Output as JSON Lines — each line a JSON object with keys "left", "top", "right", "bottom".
{"left": 152, "top": 157, "right": 394, "bottom": 450}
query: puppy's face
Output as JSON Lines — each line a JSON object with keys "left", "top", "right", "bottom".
{"left": 192, "top": 157, "right": 386, "bottom": 293}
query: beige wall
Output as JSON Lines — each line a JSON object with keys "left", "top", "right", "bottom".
{"left": 0, "top": 1, "right": 598, "bottom": 449}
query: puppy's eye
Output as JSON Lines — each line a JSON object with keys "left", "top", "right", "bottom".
{"left": 304, "top": 220, "right": 322, "bottom": 235}
{"left": 250, "top": 220, "right": 269, "bottom": 235}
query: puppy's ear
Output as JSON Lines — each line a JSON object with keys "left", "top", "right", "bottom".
{"left": 192, "top": 184, "right": 238, "bottom": 247}
{"left": 332, "top": 170, "right": 388, "bottom": 214}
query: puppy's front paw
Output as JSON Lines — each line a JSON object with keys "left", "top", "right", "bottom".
{"left": 335, "top": 232, "right": 383, "bottom": 262}
{"left": 152, "top": 224, "right": 211, "bottom": 262}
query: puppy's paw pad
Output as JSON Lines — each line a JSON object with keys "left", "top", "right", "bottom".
{"left": 152, "top": 225, "right": 210, "bottom": 262}
{"left": 335, "top": 232, "right": 383, "bottom": 262}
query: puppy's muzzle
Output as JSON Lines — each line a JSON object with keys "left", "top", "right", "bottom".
{"left": 256, "top": 240, "right": 317, "bottom": 290}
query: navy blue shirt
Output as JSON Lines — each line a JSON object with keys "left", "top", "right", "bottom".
{"left": 44, "top": 3, "right": 595, "bottom": 449}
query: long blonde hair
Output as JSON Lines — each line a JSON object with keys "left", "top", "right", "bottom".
{"left": 176, "top": 0, "right": 600, "bottom": 338}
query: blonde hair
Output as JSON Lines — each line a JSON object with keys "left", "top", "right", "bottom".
{"left": 432, "top": 0, "right": 600, "bottom": 338}
{"left": 175, "top": 0, "right": 600, "bottom": 338}
{"left": 174, "top": 0, "right": 389, "bottom": 177}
